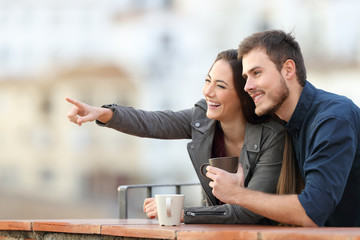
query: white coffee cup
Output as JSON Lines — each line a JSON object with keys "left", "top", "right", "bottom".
{"left": 155, "top": 194, "right": 184, "bottom": 226}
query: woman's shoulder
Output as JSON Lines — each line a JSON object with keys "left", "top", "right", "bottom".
{"left": 246, "top": 118, "right": 285, "bottom": 146}
{"left": 247, "top": 118, "right": 284, "bottom": 133}
{"left": 260, "top": 118, "right": 286, "bottom": 135}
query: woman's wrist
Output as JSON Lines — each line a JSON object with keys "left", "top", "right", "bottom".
{"left": 97, "top": 107, "right": 113, "bottom": 124}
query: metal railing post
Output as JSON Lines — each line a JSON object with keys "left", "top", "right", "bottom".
{"left": 118, "top": 183, "right": 201, "bottom": 218}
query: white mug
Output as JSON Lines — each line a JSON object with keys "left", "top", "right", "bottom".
{"left": 155, "top": 194, "right": 184, "bottom": 226}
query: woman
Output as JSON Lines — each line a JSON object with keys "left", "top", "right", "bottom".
{"left": 66, "top": 49, "right": 289, "bottom": 224}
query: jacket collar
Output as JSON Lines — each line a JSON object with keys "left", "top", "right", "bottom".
{"left": 192, "top": 99, "right": 216, "bottom": 134}
{"left": 194, "top": 99, "right": 262, "bottom": 153}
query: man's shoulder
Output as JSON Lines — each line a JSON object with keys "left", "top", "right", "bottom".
{"left": 313, "top": 89, "right": 359, "bottom": 120}
{"left": 305, "top": 81, "right": 357, "bottom": 111}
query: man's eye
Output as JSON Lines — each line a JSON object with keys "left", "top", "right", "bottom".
{"left": 254, "top": 71, "right": 261, "bottom": 76}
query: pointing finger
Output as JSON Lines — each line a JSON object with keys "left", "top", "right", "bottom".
{"left": 66, "top": 97, "right": 85, "bottom": 109}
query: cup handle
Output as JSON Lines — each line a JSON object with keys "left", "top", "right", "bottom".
{"left": 200, "top": 163, "right": 210, "bottom": 178}
{"left": 166, "top": 197, "right": 172, "bottom": 217}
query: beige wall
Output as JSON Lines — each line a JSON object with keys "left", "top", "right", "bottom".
{"left": 0, "top": 64, "right": 144, "bottom": 202}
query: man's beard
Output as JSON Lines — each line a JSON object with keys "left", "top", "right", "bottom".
{"left": 255, "top": 76, "right": 289, "bottom": 116}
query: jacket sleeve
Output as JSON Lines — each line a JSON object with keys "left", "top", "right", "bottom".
{"left": 184, "top": 204, "right": 275, "bottom": 224}
{"left": 246, "top": 122, "right": 285, "bottom": 194}
{"left": 96, "top": 104, "right": 193, "bottom": 139}
{"left": 184, "top": 121, "right": 285, "bottom": 224}
{"left": 236, "top": 122, "right": 285, "bottom": 223}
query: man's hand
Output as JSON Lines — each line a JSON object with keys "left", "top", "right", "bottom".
{"left": 206, "top": 164, "right": 245, "bottom": 204}
{"left": 207, "top": 163, "right": 317, "bottom": 227}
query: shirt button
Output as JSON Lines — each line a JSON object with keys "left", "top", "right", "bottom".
{"left": 195, "top": 122, "right": 200, "bottom": 127}
{"left": 190, "top": 144, "right": 195, "bottom": 149}
{"left": 254, "top": 144, "right": 258, "bottom": 150}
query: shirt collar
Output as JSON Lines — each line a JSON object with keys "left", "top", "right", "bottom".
{"left": 286, "top": 81, "right": 316, "bottom": 131}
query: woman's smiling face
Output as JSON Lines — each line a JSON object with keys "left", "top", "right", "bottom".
{"left": 203, "top": 59, "right": 242, "bottom": 122}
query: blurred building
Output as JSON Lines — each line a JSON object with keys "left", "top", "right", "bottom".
{"left": 0, "top": 0, "right": 359, "bottom": 219}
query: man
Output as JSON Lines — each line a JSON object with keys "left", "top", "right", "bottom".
{"left": 206, "top": 30, "right": 360, "bottom": 227}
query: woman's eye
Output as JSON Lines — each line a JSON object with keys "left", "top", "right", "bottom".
{"left": 254, "top": 71, "right": 261, "bottom": 76}
{"left": 205, "top": 79, "right": 211, "bottom": 83}
{"left": 217, "top": 84, "right": 226, "bottom": 89}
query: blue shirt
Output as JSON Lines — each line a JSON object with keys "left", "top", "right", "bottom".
{"left": 285, "top": 81, "right": 360, "bottom": 227}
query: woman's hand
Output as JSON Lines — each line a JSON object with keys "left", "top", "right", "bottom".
{"left": 66, "top": 97, "right": 113, "bottom": 126}
{"left": 143, "top": 198, "right": 158, "bottom": 219}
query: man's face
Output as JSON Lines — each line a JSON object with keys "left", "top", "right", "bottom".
{"left": 242, "top": 48, "right": 289, "bottom": 116}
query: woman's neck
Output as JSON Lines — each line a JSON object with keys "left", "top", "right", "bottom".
{"left": 220, "top": 117, "right": 246, "bottom": 156}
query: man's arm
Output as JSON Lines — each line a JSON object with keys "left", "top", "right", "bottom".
{"left": 206, "top": 165, "right": 317, "bottom": 227}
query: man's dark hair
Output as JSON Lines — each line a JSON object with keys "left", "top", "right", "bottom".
{"left": 238, "top": 30, "right": 306, "bottom": 86}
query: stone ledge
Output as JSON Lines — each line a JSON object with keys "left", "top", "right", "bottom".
{"left": 1, "top": 219, "right": 360, "bottom": 240}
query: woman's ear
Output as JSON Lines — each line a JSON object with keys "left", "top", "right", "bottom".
{"left": 281, "top": 59, "right": 296, "bottom": 80}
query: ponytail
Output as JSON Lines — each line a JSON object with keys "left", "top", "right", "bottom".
{"left": 276, "top": 131, "right": 304, "bottom": 195}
